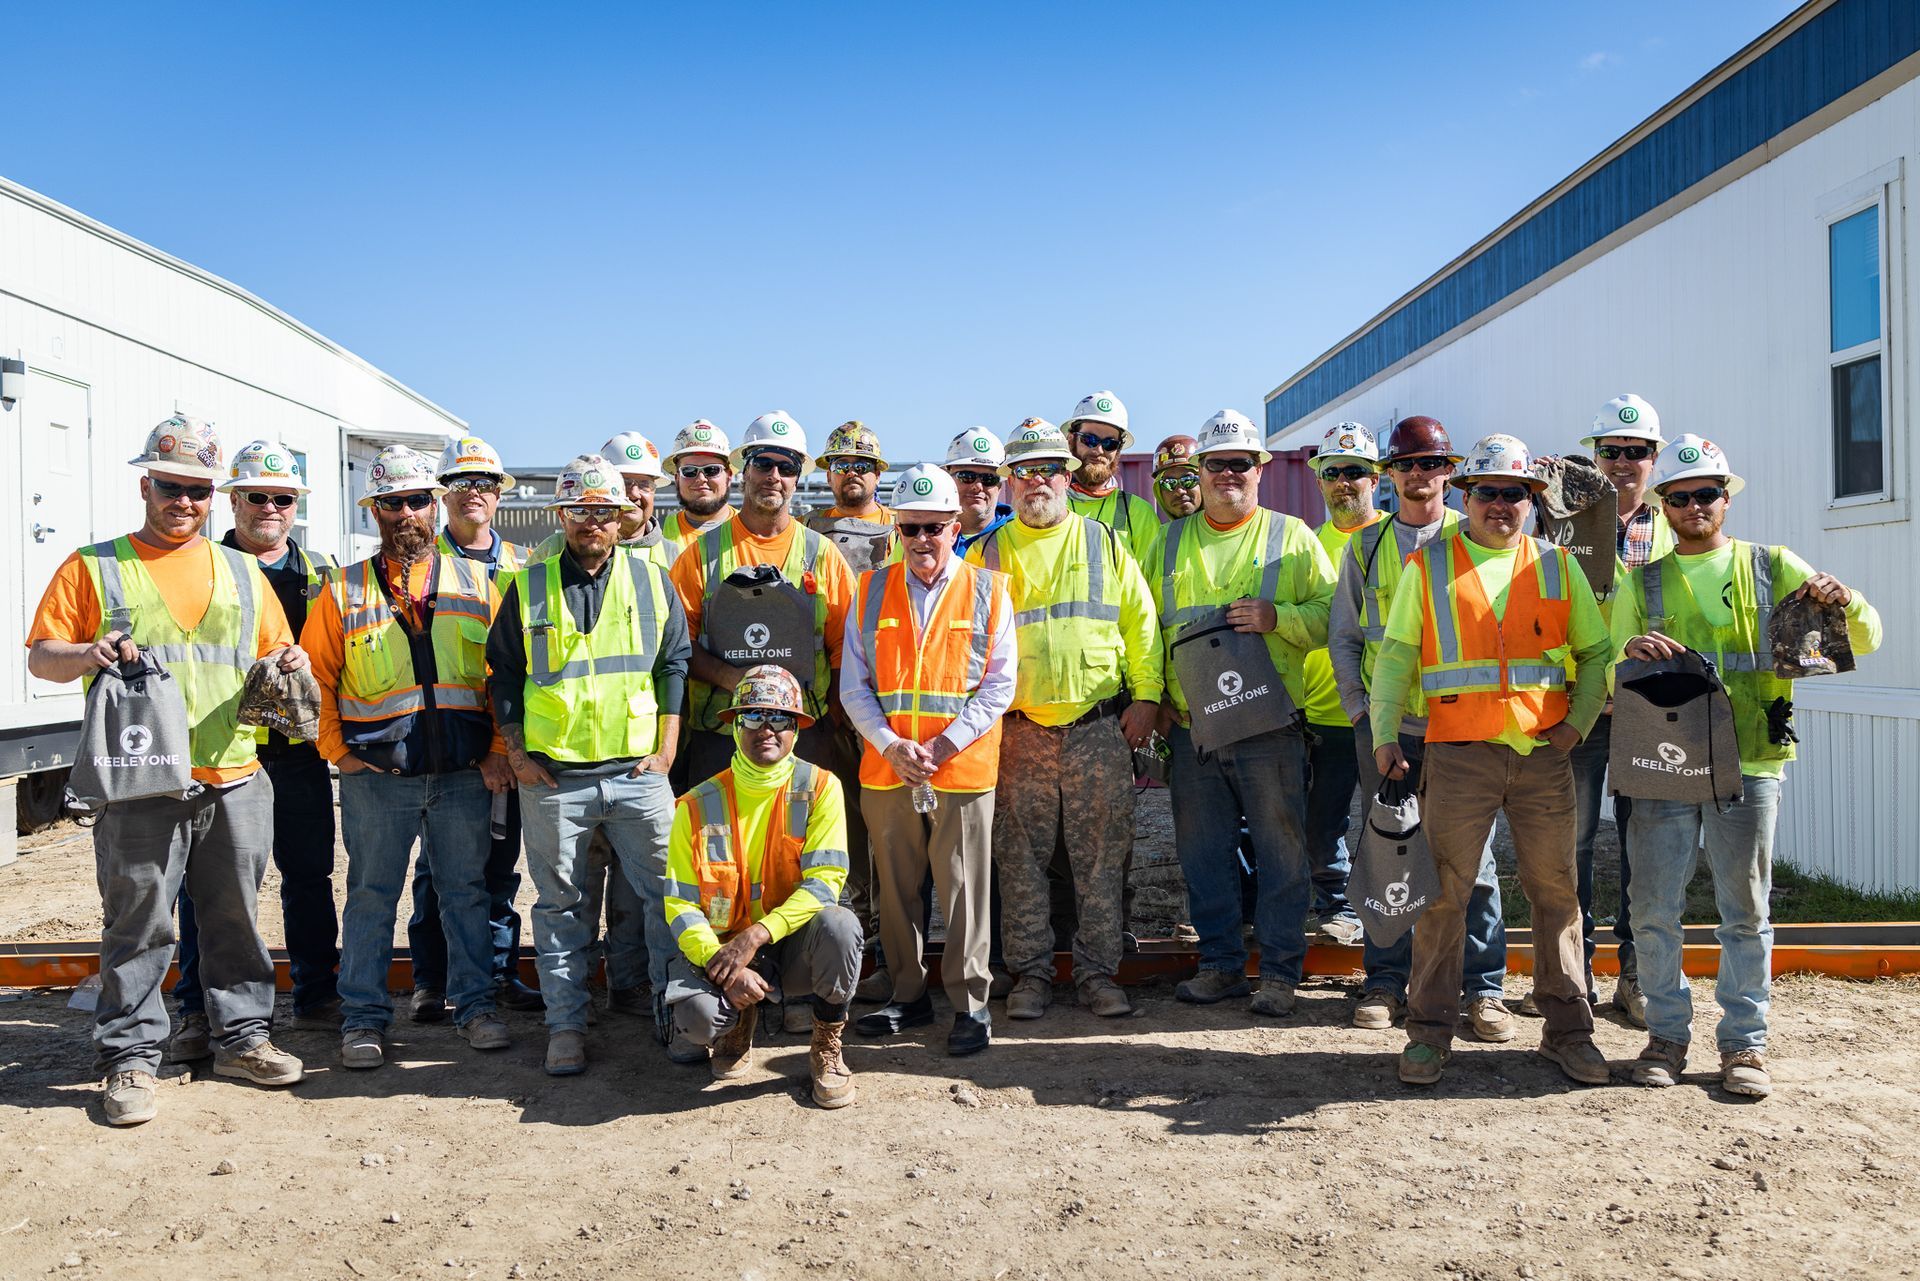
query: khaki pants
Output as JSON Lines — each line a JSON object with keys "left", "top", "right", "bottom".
{"left": 861, "top": 784, "right": 994, "bottom": 1014}
{"left": 1409, "top": 741, "right": 1593, "bottom": 1049}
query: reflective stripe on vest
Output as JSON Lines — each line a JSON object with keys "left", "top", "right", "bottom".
{"left": 436, "top": 530, "right": 525, "bottom": 577}
{"left": 1420, "top": 535, "right": 1569, "bottom": 696}
{"left": 991, "top": 517, "right": 1119, "bottom": 630}
{"left": 675, "top": 762, "right": 834, "bottom": 938}
{"left": 1415, "top": 535, "right": 1573, "bottom": 742}
{"left": 1645, "top": 541, "right": 1773, "bottom": 673}
{"left": 334, "top": 554, "right": 492, "bottom": 720}
{"left": 1157, "top": 509, "right": 1289, "bottom": 636}
{"left": 518, "top": 548, "right": 669, "bottom": 762}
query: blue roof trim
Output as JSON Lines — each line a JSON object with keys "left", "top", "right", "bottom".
{"left": 1267, "top": 0, "right": 1920, "bottom": 436}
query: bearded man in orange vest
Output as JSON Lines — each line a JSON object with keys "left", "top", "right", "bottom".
{"left": 841, "top": 466, "right": 1016, "bottom": 1056}
{"left": 1370, "top": 434, "right": 1614, "bottom": 1089}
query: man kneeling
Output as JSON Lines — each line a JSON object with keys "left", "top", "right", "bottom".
{"left": 663, "top": 664, "right": 861, "bottom": 1108}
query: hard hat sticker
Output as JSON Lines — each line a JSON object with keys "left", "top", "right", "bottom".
{"left": 912, "top": 477, "right": 934, "bottom": 496}
{"left": 1618, "top": 406, "right": 1640, "bottom": 424}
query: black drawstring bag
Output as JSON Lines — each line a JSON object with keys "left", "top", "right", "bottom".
{"left": 1352, "top": 775, "right": 1440, "bottom": 948}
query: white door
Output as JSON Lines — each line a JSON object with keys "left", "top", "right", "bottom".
{"left": 21, "top": 372, "right": 95, "bottom": 702}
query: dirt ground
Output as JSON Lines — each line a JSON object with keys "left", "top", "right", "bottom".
{"left": 3, "top": 794, "right": 1918, "bottom": 1279}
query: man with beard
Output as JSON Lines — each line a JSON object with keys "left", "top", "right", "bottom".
{"left": 966, "top": 420, "right": 1162, "bottom": 1020}
{"left": 304, "top": 446, "right": 517, "bottom": 1069}
{"left": 946, "top": 427, "right": 1014, "bottom": 556}
{"left": 1064, "top": 390, "right": 1162, "bottom": 568}
{"left": 29, "top": 417, "right": 310, "bottom": 1124}
{"left": 662, "top": 420, "right": 738, "bottom": 562}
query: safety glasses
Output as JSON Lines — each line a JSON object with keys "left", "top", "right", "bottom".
{"left": 678, "top": 463, "right": 728, "bottom": 480}
{"left": 828, "top": 459, "right": 880, "bottom": 477}
{"left": 373, "top": 492, "right": 435, "bottom": 512}
{"left": 1009, "top": 462, "right": 1068, "bottom": 482}
{"left": 735, "top": 709, "right": 797, "bottom": 733}
{"left": 1595, "top": 444, "right": 1655, "bottom": 462}
{"left": 447, "top": 475, "right": 502, "bottom": 493}
{"left": 1317, "top": 464, "right": 1373, "bottom": 482}
{"left": 1467, "top": 484, "right": 1532, "bottom": 505}
{"left": 561, "top": 505, "right": 621, "bottom": 523}
{"left": 1073, "top": 431, "right": 1123, "bottom": 453}
{"left": 1202, "top": 457, "right": 1255, "bottom": 475}
{"left": 153, "top": 478, "right": 214, "bottom": 502}
{"left": 1662, "top": 485, "right": 1728, "bottom": 509}
{"left": 1156, "top": 473, "right": 1200, "bottom": 492}
{"left": 242, "top": 491, "right": 297, "bottom": 509}
{"left": 949, "top": 469, "right": 1000, "bottom": 488}
{"left": 898, "top": 519, "right": 954, "bottom": 539}
{"left": 746, "top": 453, "right": 802, "bottom": 478}
{"left": 1388, "top": 456, "right": 1450, "bottom": 473}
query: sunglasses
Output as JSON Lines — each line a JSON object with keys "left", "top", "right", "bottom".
{"left": 1074, "top": 431, "right": 1124, "bottom": 452}
{"left": 898, "top": 519, "right": 954, "bottom": 539}
{"left": 1202, "top": 457, "right": 1255, "bottom": 474}
{"left": 828, "top": 459, "right": 880, "bottom": 477}
{"left": 747, "top": 453, "right": 802, "bottom": 478}
{"left": 242, "top": 491, "right": 297, "bottom": 509}
{"left": 1662, "top": 485, "right": 1728, "bottom": 508}
{"left": 1595, "top": 444, "right": 1655, "bottom": 462}
{"left": 1468, "top": 484, "right": 1533, "bottom": 505}
{"left": 373, "top": 492, "right": 436, "bottom": 512}
{"left": 1388, "top": 456, "right": 1450, "bottom": 473}
{"left": 562, "top": 505, "right": 621, "bottom": 522}
{"left": 1009, "top": 462, "right": 1068, "bottom": 481}
{"left": 1318, "top": 464, "right": 1373, "bottom": 482}
{"left": 1157, "top": 473, "right": 1200, "bottom": 492}
{"left": 447, "top": 475, "right": 502, "bottom": 493}
{"left": 949, "top": 468, "right": 1001, "bottom": 488}
{"left": 735, "top": 709, "right": 797, "bottom": 733}
{"left": 678, "top": 463, "right": 728, "bottom": 480}
{"left": 153, "top": 478, "right": 214, "bottom": 502}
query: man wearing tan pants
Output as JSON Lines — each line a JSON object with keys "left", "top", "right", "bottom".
{"left": 1370, "top": 434, "right": 1613, "bottom": 1088}
{"left": 842, "top": 466, "right": 1015, "bottom": 1055}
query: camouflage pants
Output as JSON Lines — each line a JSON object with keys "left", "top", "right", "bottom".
{"left": 993, "top": 712, "right": 1134, "bottom": 984}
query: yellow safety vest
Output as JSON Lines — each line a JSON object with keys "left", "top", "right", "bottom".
{"left": 976, "top": 515, "right": 1127, "bottom": 714}
{"left": 1350, "top": 510, "right": 1462, "bottom": 698}
{"left": 1155, "top": 507, "right": 1311, "bottom": 717}
{"left": 529, "top": 528, "right": 671, "bottom": 570}
{"left": 688, "top": 521, "right": 831, "bottom": 731}
{"left": 663, "top": 508, "right": 734, "bottom": 565}
{"left": 518, "top": 546, "right": 673, "bottom": 762}
{"left": 81, "top": 536, "right": 259, "bottom": 771}
{"left": 1068, "top": 485, "right": 1162, "bottom": 567}
{"left": 332, "top": 554, "right": 493, "bottom": 723}
{"left": 1303, "top": 515, "right": 1382, "bottom": 725}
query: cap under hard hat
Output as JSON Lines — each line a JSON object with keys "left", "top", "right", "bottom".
{"left": 944, "top": 427, "right": 1005, "bottom": 471}
{"left": 1192, "top": 410, "right": 1272, "bottom": 464}
{"left": 1582, "top": 394, "right": 1665, "bottom": 449}
{"left": 1452, "top": 433, "right": 1546, "bottom": 492}
{"left": 998, "top": 417, "right": 1081, "bottom": 476}
{"left": 600, "top": 431, "right": 670, "bottom": 487}
{"left": 359, "top": 445, "right": 447, "bottom": 507}
{"left": 1314, "top": 421, "right": 1380, "bottom": 467}
{"left": 1385, "top": 415, "right": 1463, "bottom": 463}
{"left": 436, "top": 435, "right": 516, "bottom": 489}
{"left": 1651, "top": 433, "right": 1744, "bottom": 497}
{"left": 890, "top": 463, "right": 962, "bottom": 514}
{"left": 547, "top": 453, "right": 637, "bottom": 509}
{"left": 1152, "top": 434, "right": 1198, "bottom": 475}
{"left": 729, "top": 411, "right": 814, "bottom": 477}
{"left": 816, "top": 420, "right": 888, "bottom": 468}
{"left": 130, "top": 415, "right": 225, "bottom": 481}
{"left": 1064, "top": 391, "right": 1132, "bottom": 448}
{"left": 666, "top": 419, "right": 731, "bottom": 468}
{"left": 723, "top": 664, "right": 814, "bottom": 728}
{"left": 220, "top": 438, "right": 309, "bottom": 493}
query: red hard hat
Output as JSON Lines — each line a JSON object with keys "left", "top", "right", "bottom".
{"left": 1385, "top": 415, "right": 1463, "bottom": 462}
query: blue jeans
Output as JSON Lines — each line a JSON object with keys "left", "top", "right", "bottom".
{"left": 1626, "top": 774, "right": 1779, "bottom": 1053}
{"left": 1570, "top": 713, "right": 1634, "bottom": 991}
{"left": 338, "top": 769, "right": 497, "bottom": 1030}
{"left": 519, "top": 766, "right": 676, "bottom": 1033}
{"left": 409, "top": 787, "right": 522, "bottom": 988}
{"left": 1352, "top": 718, "right": 1506, "bottom": 1000}
{"left": 1170, "top": 724, "right": 1312, "bottom": 984}
{"left": 1305, "top": 721, "right": 1359, "bottom": 923}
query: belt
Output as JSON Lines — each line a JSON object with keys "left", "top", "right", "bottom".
{"left": 1013, "top": 696, "right": 1124, "bottom": 730}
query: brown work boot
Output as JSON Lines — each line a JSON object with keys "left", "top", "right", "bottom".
{"left": 166, "top": 1012, "right": 211, "bottom": 1063}
{"left": 1352, "top": 989, "right": 1405, "bottom": 1030}
{"left": 1467, "top": 995, "right": 1516, "bottom": 1043}
{"left": 1005, "top": 975, "right": 1051, "bottom": 1020}
{"left": 1631, "top": 1036, "right": 1688, "bottom": 1088}
{"left": 1537, "top": 1035, "right": 1611, "bottom": 1085}
{"left": 1720, "top": 1048, "right": 1773, "bottom": 1098}
{"left": 710, "top": 1004, "right": 758, "bottom": 1080}
{"left": 1077, "top": 976, "right": 1133, "bottom": 1018}
{"left": 102, "top": 1069, "right": 159, "bottom": 1126}
{"left": 809, "top": 1019, "right": 856, "bottom": 1109}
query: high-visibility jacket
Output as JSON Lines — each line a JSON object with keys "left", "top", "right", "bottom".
{"left": 1414, "top": 534, "right": 1573, "bottom": 742}
{"left": 528, "top": 528, "right": 671, "bottom": 570}
{"left": 663, "top": 507, "right": 734, "bottom": 564}
{"left": 254, "top": 542, "right": 336, "bottom": 747}
{"left": 436, "top": 530, "right": 526, "bottom": 580}
{"left": 1352, "top": 510, "right": 1461, "bottom": 702}
{"left": 853, "top": 559, "right": 1007, "bottom": 792}
{"left": 673, "top": 761, "right": 836, "bottom": 938}
{"left": 688, "top": 520, "right": 832, "bottom": 731}
{"left": 1303, "top": 514, "right": 1384, "bottom": 725}
{"left": 332, "top": 554, "right": 493, "bottom": 726}
{"left": 80, "top": 536, "right": 261, "bottom": 771}
{"left": 1068, "top": 485, "right": 1162, "bottom": 568}
{"left": 517, "top": 546, "right": 675, "bottom": 763}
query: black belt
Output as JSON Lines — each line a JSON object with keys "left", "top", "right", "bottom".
{"left": 1014, "top": 696, "right": 1124, "bottom": 729}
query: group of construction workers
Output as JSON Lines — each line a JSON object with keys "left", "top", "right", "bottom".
{"left": 26, "top": 388, "right": 1879, "bottom": 1128}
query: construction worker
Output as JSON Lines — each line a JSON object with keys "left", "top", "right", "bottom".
{"left": 1064, "top": 390, "right": 1161, "bottom": 567}
{"left": 1615, "top": 435, "right": 1881, "bottom": 1098}
{"left": 486, "top": 455, "right": 690, "bottom": 1076}
{"left": 527, "top": 431, "right": 675, "bottom": 565}
{"left": 304, "top": 445, "right": 517, "bottom": 1069}
{"left": 1372, "top": 433, "right": 1613, "bottom": 1088}
{"left": 805, "top": 420, "right": 895, "bottom": 574}
{"left": 945, "top": 427, "right": 1014, "bottom": 556}
{"left": 1327, "top": 415, "right": 1509, "bottom": 1036}
{"left": 1299, "top": 423, "right": 1383, "bottom": 947}
{"left": 1153, "top": 412, "right": 1334, "bottom": 1014}
{"left": 410, "top": 435, "right": 542, "bottom": 1019}
{"left": 28, "top": 417, "right": 308, "bottom": 1124}
{"left": 166, "top": 441, "right": 341, "bottom": 1064}
{"left": 663, "top": 665, "right": 861, "bottom": 1108}
{"left": 661, "top": 419, "right": 737, "bottom": 563}
{"left": 966, "top": 419, "right": 1163, "bottom": 1020}
{"left": 843, "top": 466, "right": 1015, "bottom": 1054}
{"left": 1150, "top": 434, "right": 1201, "bottom": 521}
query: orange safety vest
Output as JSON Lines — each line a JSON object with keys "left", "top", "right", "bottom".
{"left": 853, "top": 559, "right": 1006, "bottom": 793}
{"left": 1415, "top": 534, "right": 1572, "bottom": 743}
{"left": 682, "top": 762, "right": 827, "bottom": 938}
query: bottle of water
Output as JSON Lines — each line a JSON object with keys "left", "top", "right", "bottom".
{"left": 911, "top": 782, "right": 938, "bottom": 814}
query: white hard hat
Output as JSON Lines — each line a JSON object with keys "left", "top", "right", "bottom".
{"left": 729, "top": 411, "right": 813, "bottom": 477}
{"left": 998, "top": 417, "right": 1081, "bottom": 476}
{"left": 665, "top": 419, "right": 731, "bottom": 468}
{"left": 600, "top": 432, "right": 670, "bottom": 488}
{"left": 547, "top": 453, "right": 637, "bottom": 510}
{"left": 1314, "top": 421, "right": 1379, "bottom": 466}
{"left": 130, "top": 414, "right": 224, "bottom": 481}
{"left": 891, "top": 463, "right": 962, "bottom": 514}
{"left": 1452, "top": 433, "right": 1545, "bottom": 491}
{"left": 944, "top": 427, "right": 1005, "bottom": 470}
{"left": 1582, "top": 393, "right": 1664, "bottom": 448}
{"left": 1650, "top": 433, "right": 1744, "bottom": 497}
{"left": 359, "top": 445, "right": 447, "bottom": 507}
{"left": 1192, "top": 410, "right": 1272, "bottom": 464}
{"left": 219, "top": 439, "right": 309, "bottom": 493}
{"left": 436, "top": 435, "right": 516, "bottom": 489}
{"left": 1064, "top": 390, "right": 1131, "bottom": 448}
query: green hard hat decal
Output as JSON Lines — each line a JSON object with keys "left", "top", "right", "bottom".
{"left": 1619, "top": 406, "right": 1640, "bottom": 424}
{"left": 625, "top": 444, "right": 643, "bottom": 459}
{"left": 585, "top": 469, "right": 605, "bottom": 486}
{"left": 771, "top": 421, "right": 791, "bottom": 435}
{"left": 1095, "top": 398, "right": 1113, "bottom": 413}
{"left": 263, "top": 453, "right": 286, "bottom": 472}
{"left": 1676, "top": 446, "right": 1701, "bottom": 464}
{"left": 912, "top": 476, "right": 934, "bottom": 496}
{"left": 692, "top": 428, "right": 712, "bottom": 442}
{"left": 972, "top": 436, "right": 991, "bottom": 453}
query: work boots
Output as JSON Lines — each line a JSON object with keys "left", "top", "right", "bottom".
{"left": 710, "top": 1002, "right": 759, "bottom": 1080}
{"left": 810, "top": 1018, "right": 856, "bottom": 1109}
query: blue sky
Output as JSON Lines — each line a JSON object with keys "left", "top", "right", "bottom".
{"left": 9, "top": 2, "right": 1795, "bottom": 467}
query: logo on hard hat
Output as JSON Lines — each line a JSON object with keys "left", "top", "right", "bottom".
{"left": 1338, "top": 434, "right": 1356, "bottom": 449}
{"left": 912, "top": 477, "right": 934, "bottom": 496}
{"left": 369, "top": 462, "right": 387, "bottom": 482}
{"left": 1217, "top": 671, "right": 1243, "bottom": 697}
{"left": 157, "top": 434, "right": 178, "bottom": 455}
{"left": 625, "top": 444, "right": 643, "bottom": 460}
{"left": 1021, "top": 429, "right": 1043, "bottom": 442}
{"left": 1619, "top": 406, "right": 1640, "bottom": 424}
{"left": 972, "top": 436, "right": 991, "bottom": 453}
{"left": 744, "top": 623, "right": 771, "bottom": 648}
{"left": 1676, "top": 446, "right": 1701, "bottom": 465}
{"left": 693, "top": 428, "right": 713, "bottom": 442}
{"left": 264, "top": 453, "right": 286, "bottom": 473}
{"left": 1658, "top": 742, "right": 1688, "bottom": 766}
{"left": 584, "top": 469, "right": 605, "bottom": 487}
{"left": 1485, "top": 440, "right": 1506, "bottom": 455}
{"left": 771, "top": 421, "right": 791, "bottom": 436}
{"left": 1095, "top": 398, "right": 1113, "bottom": 413}
{"left": 119, "top": 724, "right": 153, "bottom": 756}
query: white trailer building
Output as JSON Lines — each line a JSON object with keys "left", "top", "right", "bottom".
{"left": 1264, "top": 0, "right": 1919, "bottom": 892}
{"left": 0, "top": 176, "right": 464, "bottom": 831}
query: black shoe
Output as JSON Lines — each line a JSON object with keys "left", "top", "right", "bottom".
{"left": 947, "top": 1011, "right": 991, "bottom": 1056}
{"left": 494, "top": 976, "right": 545, "bottom": 1011}
{"left": 409, "top": 987, "right": 447, "bottom": 1024}
{"left": 854, "top": 994, "right": 935, "bottom": 1037}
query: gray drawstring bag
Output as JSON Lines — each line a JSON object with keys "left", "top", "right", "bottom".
{"left": 704, "top": 564, "right": 819, "bottom": 693}
{"left": 806, "top": 514, "right": 895, "bottom": 576}
{"left": 1534, "top": 456, "right": 1618, "bottom": 600}
{"left": 1169, "top": 607, "right": 1297, "bottom": 755}
{"left": 1352, "top": 776, "right": 1439, "bottom": 948}
{"left": 66, "top": 649, "right": 197, "bottom": 815}
{"left": 1609, "top": 651, "right": 1743, "bottom": 808}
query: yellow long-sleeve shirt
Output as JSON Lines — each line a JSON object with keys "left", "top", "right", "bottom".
{"left": 1303, "top": 513, "right": 1384, "bottom": 726}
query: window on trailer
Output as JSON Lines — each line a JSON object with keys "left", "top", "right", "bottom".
{"left": 1827, "top": 203, "right": 1884, "bottom": 500}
